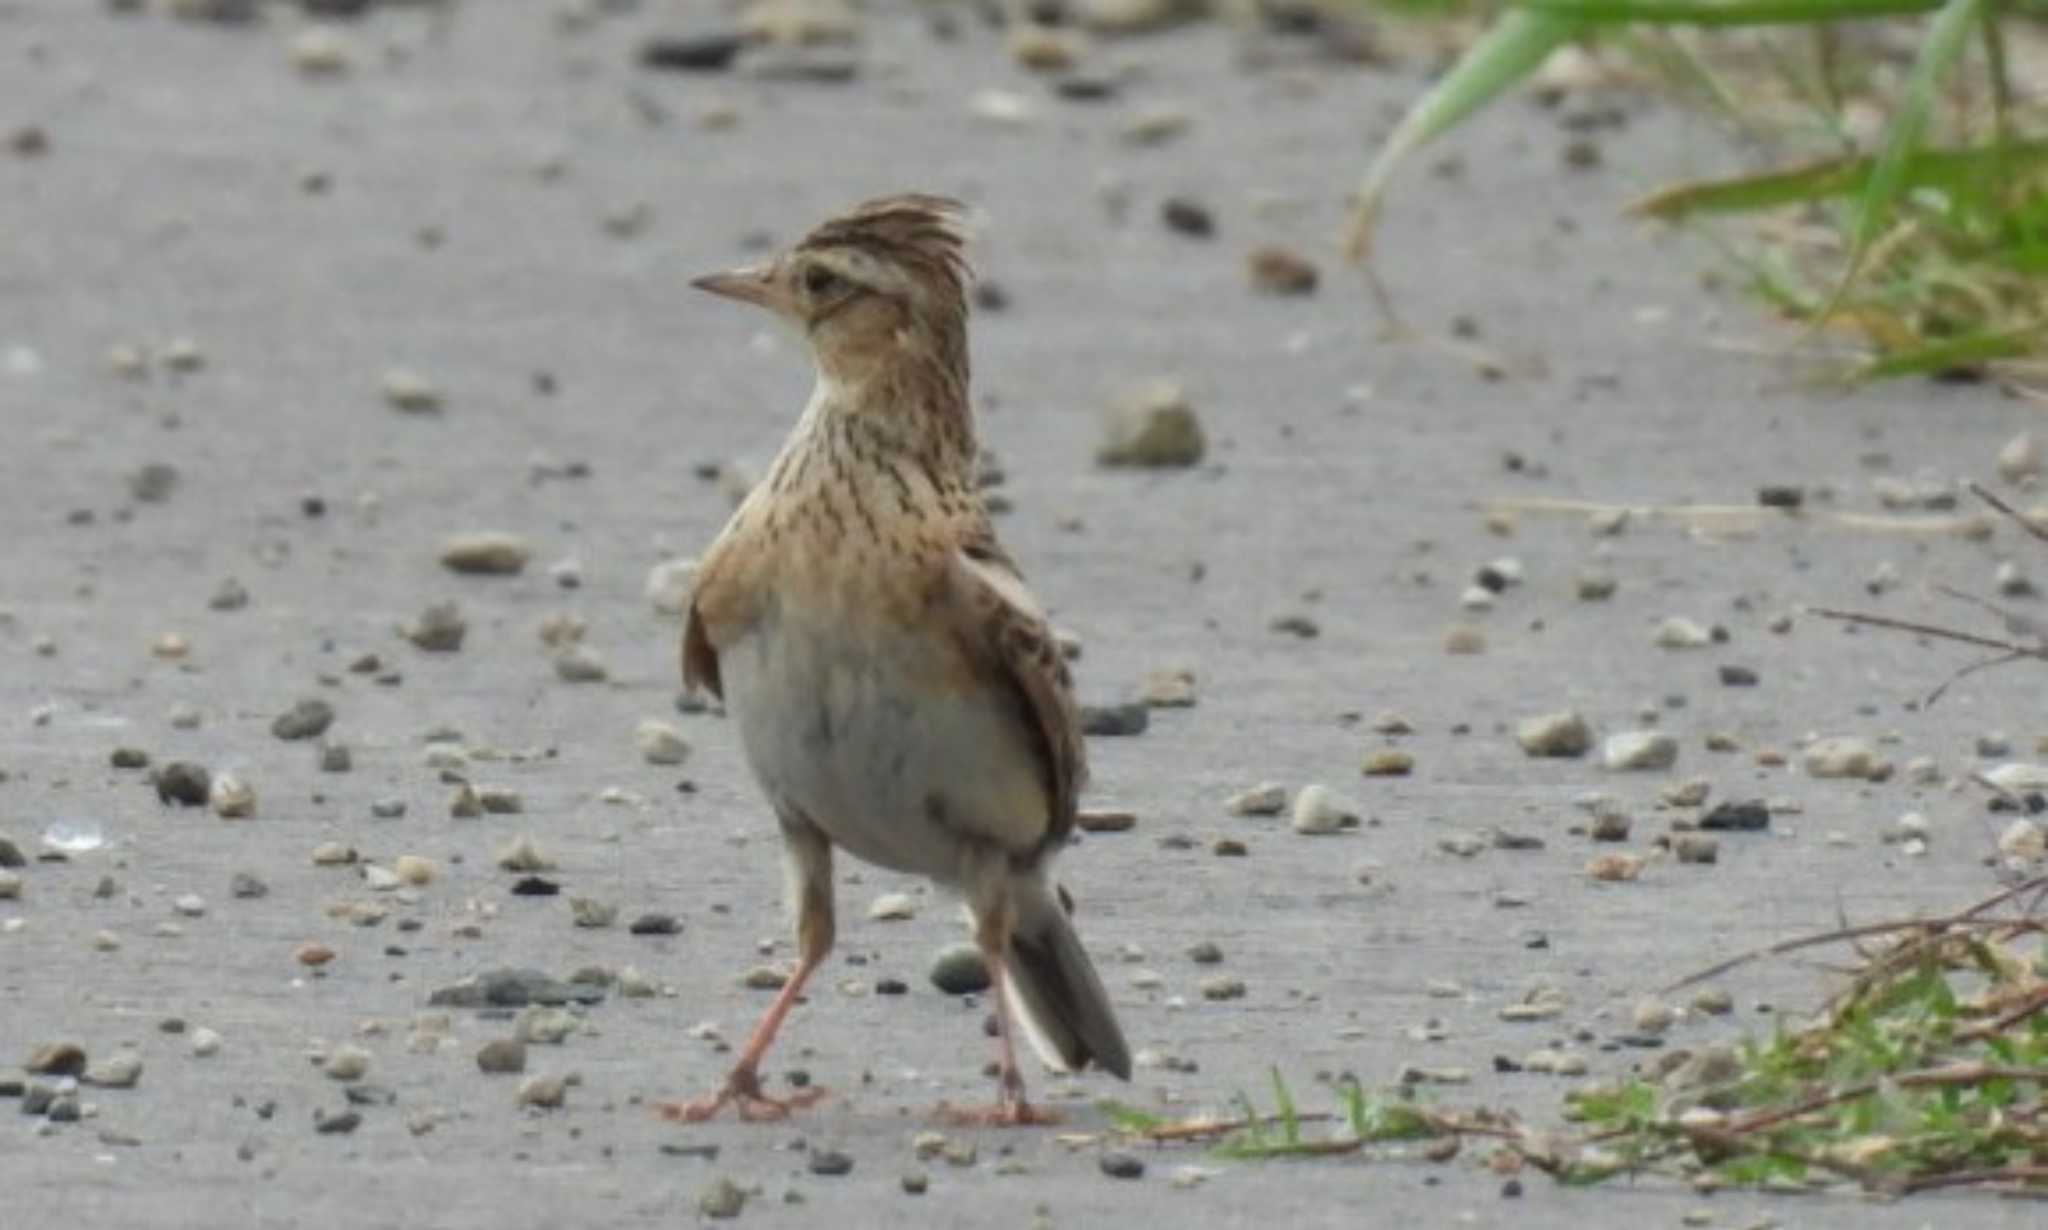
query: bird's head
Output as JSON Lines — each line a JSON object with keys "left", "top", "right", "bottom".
{"left": 692, "top": 194, "right": 972, "bottom": 383}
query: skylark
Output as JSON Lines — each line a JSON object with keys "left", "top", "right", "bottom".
{"left": 673, "top": 195, "right": 1132, "bottom": 1125}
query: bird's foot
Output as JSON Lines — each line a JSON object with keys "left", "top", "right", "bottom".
{"left": 655, "top": 1069, "right": 827, "bottom": 1123}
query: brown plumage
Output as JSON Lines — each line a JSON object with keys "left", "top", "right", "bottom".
{"left": 668, "top": 195, "right": 1130, "bottom": 1126}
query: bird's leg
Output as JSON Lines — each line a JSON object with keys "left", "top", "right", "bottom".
{"left": 944, "top": 893, "right": 1061, "bottom": 1127}
{"left": 660, "top": 820, "right": 834, "bottom": 1123}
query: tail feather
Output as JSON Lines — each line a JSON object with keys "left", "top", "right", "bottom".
{"left": 1004, "top": 881, "right": 1132, "bottom": 1081}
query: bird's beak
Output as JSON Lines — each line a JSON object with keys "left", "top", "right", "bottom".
{"left": 691, "top": 263, "right": 784, "bottom": 312}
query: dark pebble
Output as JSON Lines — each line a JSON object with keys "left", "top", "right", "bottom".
{"left": 639, "top": 33, "right": 745, "bottom": 72}
{"left": 230, "top": 871, "right": 268, "bottom": 898}
{"left": 154, "top": 762, "right": 211, "bottom": 806}
{"left": 629, "top": 912, "right": 681, "bottom": 936}
{"left": 875, "top": 977, "right": 907, "bottom": 995}
{"left": 1080, "top": 703, "right": 1148, "bottom": 737}
{"left": 110, "top": 747, "right": 150, "bottom": 770}
{"left": 1501, "top": 1179, "right": 1523, "bottom": 1198}
{"left": 511, "top": 876, "right": 560, "bottom": 897}
{"left": 1756, "top": 485, "right": 1804, "bottom": 509}
{"left": 272, "top": 698, "right": 336, "bottom": 741}
{"left": 1055, "top": 76, "right": 1118, "bottom": 102}
{"left": 1160, "top": 197, "right": 1213, "bottom": 238}
{"left": 809, "top": 1149, "right": 854, "bottom": 1176}
{"left": 1717, "top": 665, "right": 1759, "bottom": 687}
{"left": 1099, "top": 1151, "right": 1145, "bottom": 1179}
{"left": 1699, "top": 800, "right": 1769, "bottom": 832}
{"left": 0, "top": 838, "right": 24, "bottom": 868}
{"left": 313, "top": 1109, "right": 362, "bottom": 1135}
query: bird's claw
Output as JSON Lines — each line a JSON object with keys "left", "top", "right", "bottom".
{"left": 656, "top": 1070, "right": 827, "bottom": 1123}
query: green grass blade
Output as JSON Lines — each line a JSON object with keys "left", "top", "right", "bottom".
{"left": 1853, "top": 325, "right": 2042, "bottom": 379}
{"left": 1344, "top": 8, "right": 1589, "bottom": 260}
{"left": 1515, "top": 0, "right": 1941, "bottom": 24}
{"left": 1632, "top": 141, "right": 2048, "bottom": 219}
{"left": 1817, "top": 0, "right": 1987, "bottom": 322}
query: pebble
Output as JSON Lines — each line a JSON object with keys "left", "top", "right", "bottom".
{"left": 271, "top": 697, "right": 336, "bottom": 741}
{"left": 1522, "top": 1048, "right": 1588, "bottom": 1076}
{"left": 1998, "top": 432, "right": 2041, "bottom": 484}
{"left": 742, "top": 965, "right": 789, "bottom": 990}
{"left": 1361, "top": 750, "right": 1413, "bottom": 777}
{"left": 1097, "top": 381, "right": 1205, "bottom": 468}
{"left": 1007, "top": 24, "right": 1083, "bottom": 71}
{"left": 1441, "top": 624, "right": 1487, "bottom": 654}
{"left": 1199, "top": 975, "right": 1246, "bottom": 1001}
{"left": 1574, "top": 569, "right": 1617, "bottom": 601}
{"left": 440, "top": 533, "right": 532, "bottom": 576}
{"left": 1077, "top": 809, "right": 1137, "bottom": 832}
{"left": 1160, "top": 196, "right": 1214, "bottom": 238}
{"left": 83, "top": 1053, "right": 143, "bottom": 1089}
{"left": 1586, "top": 852, "right": 1644, "bottom": 882}
{"left": 1099, "top": 1151, "right": 1146, "bottom": 1179}
{"left": 645, "top": 559, "right": 698, "bottom": 615}
{"left": 1652, "top": 617, "right": 1713, "bottom": 649}
{"left": 1139, "top": 668, "right": 1197, "bottom": 708}
{"left": 929, "top": 943, "right": 991, "bottom": 994}
{"left": 1516, "top": 710, "right": 1591, "bottom": 758}
{"left": 290, "top": 27, "right": 352, "bottom": 74}
{"left": 371, "top": 798, "right": 407, "bottom": 819}
{"left": 1999, "top": 819, "right": 2045, "bottom": 862}
{"left": 449, "top": 784, "right": 483, "bottom": 818}
{"left": 362, "top": 865, "right": 402, "bottom": 892}
{"left": 323, "top": 1046, "right": 370, "bottom": 1081}
{"left": 313, "top": 1108, "right": 362, "bottom": 1135}
{"left": 639, "top": 32, "right": 746, "bottom": 72}
{"left": 319, "top": 743, "right": 352, "bottom": 772}
{"left": 1601, "top": 731, "right": 1676, "bottom": 772}
{"left": 1246, "top": 246, "right": 1318, "bottom": 295}
{"left": 173, "top": 893, "right": 207, "bottom": 917}
{"left": 392, "top": 856, "right": 436, "bottom": 887}
{"left": 629, "top": 912, "right": 681, "bottom": 935}
{"left": 189, "top": 1027, "right": 223, "bottom": 1058}
{"left": 516, "top": 1074, "right": 569, "bottom": 1109}
{"left": 404, "top": 601, "right": 467, "bottom": 652}
{"left": 809, "top": 1148, "right": 855, "bottom": 1176}
{"left": 554, "top": 645, "right": 610, "bottom": 683}
{"left": 1120, "top": 105, "right": 1189, "bottom": 144}
{"left": 0, "top": 870, "right": 20, "bottom": 900}
{"left": 155, "top": 762, "right": 212, "bottom": 807}
{"left": 1996, "top": 561, "right": 2034, "bottom": 597}
{"left": 1271, "top": 614, "right": 1320, "bottom": 638}
{"left": 129, "top": 462, "right": 180, "bottom": 503}
{"left": 1290, "top": 784, "right": 1356, "bottom": 835}
{"left": 311, "top": 842, "right": 356, "bottom": 866}
{"left": 1187, "top": 940, "right": 1223, "bottom": 964}
{"left": 1080, "top": 702, "right": 1148, "bottom": 736}
{"left": 296, "top": 942, "right": 335, "bottom": 967}
{"left": 231, "top": 871, "right": 268, "bottom": 899}
{"left": 210, "top": 773, "right": 256, "bottom": 818}
{"left": 570, "top": 898, "right": 617, "bottom": 928}
{"left": 26, "top": 1043, "right": 86, "bottom": 1076}
{"left": 636, "top": 719, "right": 691, "bottom": 765}
{"left": 1632, "top": 997, "right": 1675, "bottom": 1033}
{"left": 516, "top": 1008, "right": 577, "bottom": 1045}
{"left": 496, "top": 837, "right": 554, "bottom": 872}
{"left": 1802, "top": 736, "right": 1892, "bottom": 781}
{"left": 479, "top": 787, "right": 525, "bottom": 815}
{"left": 969, "top": 89, "right": 1037, "bottom": 128}
{"left": 382, "top": 369, "right": 443, "bottom": 413}
{"left": 476, "top": 1039, "right": 527, "bottom": 1074}
{"left": 698, "top": 1176, "right": 747, "bottom": 1219}
{"left": 1226, "top": 783, "right": 1288, "bottom": 816}
{"left": 0, "top": 838, "right": 22, "bottom": 867}
{"left": 1673, "top": 834, "right": 1719, "bottom": 864}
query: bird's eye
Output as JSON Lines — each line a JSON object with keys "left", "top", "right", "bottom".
{"left": 802, "top": 265, "right": 843, "bottom": 297}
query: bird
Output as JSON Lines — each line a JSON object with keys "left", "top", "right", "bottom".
{"left": 670, "top": 194, "right": 1132, "bottom": 1125}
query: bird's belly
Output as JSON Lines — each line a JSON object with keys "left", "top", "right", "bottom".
{"left": 720, "top": 616, "right": 1047, "bottom": 881}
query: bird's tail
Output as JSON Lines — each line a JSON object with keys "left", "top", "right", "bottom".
{"left": 1003, "top": 877, "right": 1132, "bottom": 1080}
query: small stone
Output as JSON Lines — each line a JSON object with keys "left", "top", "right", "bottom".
{"left": 1574, "top": 569, "right": 1617, "bottom": 601}
{"left": 1586, "top": 853, "right": 1644, "bottom": 882}
{"left": 1717, "top": 665, "right": 1758, "bottom": 687}
{"left": 645, "top": 558, "right": 698, "bottom": 615}
{"left": 296, "top": 942, "right": 336, "bottom": 967}
{"left": 0, "top": 870, "right": 20, "bottom": 900}
{"left": 1652, "top": 617, "right": 1713, "bottom": 649}
{"left": 1097, "top": 381, "right": 1204, "bottom": 468}
{"left": 809, "top": 1148, "right": 855, "bottom": 1176}
{"left": 440, "top": 533, "right": 532, "bottom": 576}
{"left": 1589, "top": 810, "right": 1632, "bottom": 842}
{"left": 698, "top": 1176, "right": 747, "bottom": 1219}
{"left": 26, "top": 1043, "right": 86, "bottom": 1076}
{"left": 1076, "top": 809, "right": 1137, "bottom": 832}
{"left": 1119, "top": 104, "right": 1188, "bottom": 144}
{"left": 210, "top": 774, "right": 255, "bottom": 819}
{"left": 1291, "top": 784, "right": 1356, "bottom": 835}
{"left": 1226, "top": 783, "right": 1288, "bottom": 816}
{"left": 1081, "top": 702, "right": 1148, "bottom": 736}
{"left": 449, "top": 784, "right": 483, "bottom": 818}
{"left": 129, "top": 462, "right": 180, "bottom": 503}
{"left": 1802, "top": 736, "right": 1891, "bottom": 781}
{"left": 969, "top": 89, "right": 1036, "bottom": 128}
{"left": 1632, "top": 997, "right": 1675, "bottom": 1034}
{"left": 155, "top": 761, "right": 211, "bottom": 807}
{"left": 516, "top": 1008, "right": 577, "bottom": 1045}
{"left": 1008, "top": 24, "right": 1083, "bottom": 71}
{"left": 109, "top": 747, "right": 150, "bottom": 770}
{"left": 1139, "top": 668, "right": 1197, "bottom": 708}
{"left": 900, "top": 1171, "right": 928, "bottom": 1195}
{"left": 173, "top": 893, "right": 207, "bottom": 917}
{"left": 1998, "top": 432, "right": 2041, "bottom": 484}
{"left": 1099, "top": 1151, "right": 1146, "bottom": 1179}
{"left": 382, "top": 369, "right": 443, "bottom": 413}
{"left": 310, "top": 841, "right": 356, "bottom": 866}
{"left": 1698, "top": 800, "right": 1769, "bottom": 831}
{"left": 476, "top": 1039, "right": 527, "bottom": 1074}
{"left": 370, "top": 798, "right": 407, "bottom": 819}
{"left": 1246, "top": 245, "right": 1318, "bottom": 295}
{"left": 570, "top": 898, "right": 617, "bottom": 928}
{"left": 230, "top": 871, "right": 267, "bottom": 899}
{"left": 83, "top": 1053, "right": 143, "bottom": 1089}
{"left": 1516, "top": 711, "right": 1591, "bottom": 758}
{"left": 639, "top": 32, "right": 746, "bottom": 72}
{"left": 313, "top": 1108, "right": 362, "bottom": 1135}
{"left": 1160, "top": 196, "right": 1214, "bottom": 238}
{"left": 516, "top": 1074, "right": 569, "bottom": 1109}
{"left": 290, "top": 27, "right": 352, "bottom": 74}
{"left": 1661, "top": 778, "right": 1712, "bottom": 808}
{"left": 554, "top": 646, "right": 609, "bottom": 683}
{"left": 272, "top": 697, "right": 336, "bottom": 741}
{"left": 1601, "top": 731, "right": 1677, "bottom": 772}
{"left": 393, "top": 856, "right": 436, "bottom": 886}
{"left": 636, "top": 719, "right": 691, "bottom": 766}
{"left": 1271, "top": 614, "right": 1321, "bottom": 638}
{"left": 1674, "top": 835, "right": 1719, "bottom": 864}
{"left": 1442, "top": 624, "right": 1487, "bottom": 654}
{"left": 1187, "top": 940, "right": 1223, "bottom": 964}
{"left": 478, "top": 787, "right": 524, "bottom": 815}
{"left": 496, "top": 837, "right": 555, "bottom": 873}
{"left": 189, "top": 1027, "right": 223, "bottom": 1057}
{"left": 1199, "top": 975, "right": 1246, "bottom": 1001}
{"left": 404, "top": 602, "right": 467, "bottom": 652}
{"left": 929, "top": 943, "right": 991, "bottom": 995}
{"left": 629, "top": 913, "right": 681, "bottom": 936}
{"left": 208, "top": 577, "right": 249, "bottom": 611}
{"left": 323, "top": 1046, "right": 370, "bottom": 1081}
{"left": 1362, "top": 750, "right": 1413, "bottom": 777}
{"left": 1996, "top": 561, "right": 2034, "bottom": 597}
{"left": 1999, "top": 819, "right": 2045, "bottom": 862}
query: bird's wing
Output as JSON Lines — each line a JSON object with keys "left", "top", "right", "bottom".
{"left": 949, "top": 527, "right": 1086, "bottom": 849}
{"left": 682, "top": 528, "right": 757, "bottom": 701}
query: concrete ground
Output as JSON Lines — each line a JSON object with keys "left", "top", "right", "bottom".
{"left": 3, "top": 1, "right": 2045, "bottom": 1226}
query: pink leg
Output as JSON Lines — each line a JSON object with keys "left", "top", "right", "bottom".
{"left": 941, "top": 905, "right": 1060, "bottom": 1127}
